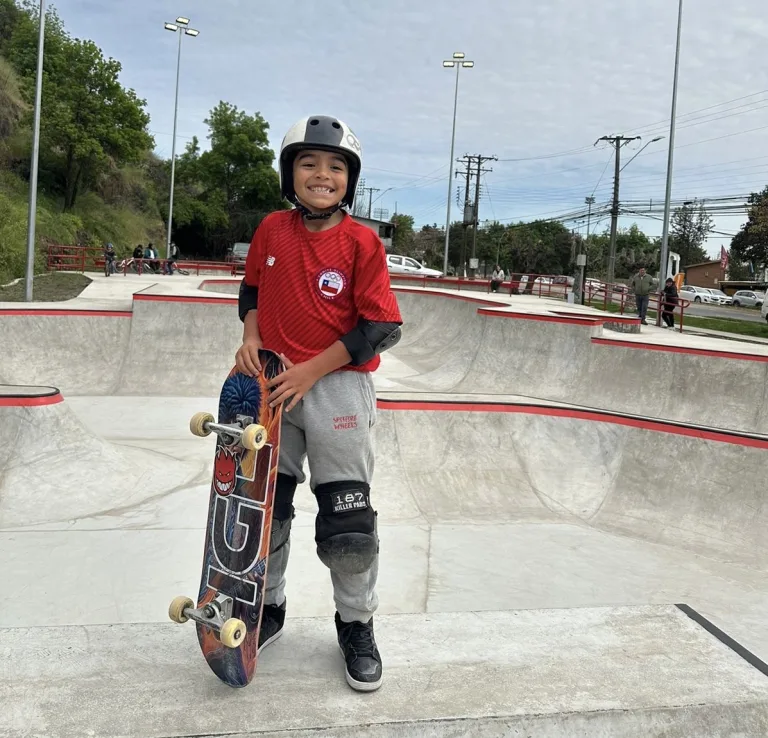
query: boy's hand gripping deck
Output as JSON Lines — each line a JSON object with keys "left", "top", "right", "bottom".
{"left": 168, "top": 349, "right": 284, "bottom": 688}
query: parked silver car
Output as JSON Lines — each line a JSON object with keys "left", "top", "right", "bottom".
{"left": 731, "top": 290, "right": 765, "bottom": 308}
{"left": 227, "top": 242, "right": 250, "bottom": 265}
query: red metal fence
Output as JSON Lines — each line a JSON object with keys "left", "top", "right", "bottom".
{"left": 46, "top": 244, "right": 239, "bottom": 277}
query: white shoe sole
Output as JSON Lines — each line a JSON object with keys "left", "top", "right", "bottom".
{"left": 339, "top": 645, "right": 383, "bottom": 692}
{"left": 258, "top": 627, "right": 283, "bottom": 654}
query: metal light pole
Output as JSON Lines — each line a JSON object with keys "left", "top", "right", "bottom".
{"left": 620, "top": 136, "right": 665, "bottom": 172}
{"left": 164, "top": 17, "right": 199, "bottom": 260}
{"left": 442, "top": 53, "right": 474, "bottom": 277}
{"left": 659, "top": 0, "right": 684, "bottom": 285}
{"left": 23, "top": 0, "right": 46, "bottom": 302}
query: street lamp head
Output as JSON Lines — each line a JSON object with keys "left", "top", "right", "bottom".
{"left": 176, "top": 17, "right": 190, "bottom": 25}
{"left": 651, "top": 136, "right": 665, "bottom": 142}
{"left": 453, "top": 52, "right": 465, "bottom": 59}
{"left": 185, "top": 28, "right": 200, "bottom": 37}
{"left": 164, "top": 23, "right": 178, "bottom": 32}
{"left": 443, "top": 61, "right": 455, "bottom": 68}
{"left": 462, "top": 61, "right": 474, "bottom": 68}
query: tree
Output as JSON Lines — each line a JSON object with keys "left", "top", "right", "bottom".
{"left": 730, "top": 186, "right": 768, "bottom": 272}
{"left": 167, "top": 103, "right": 284, "bottom": 257}
{"left": 390, "top": 213, "right": 414, "bottom": 253}
{"left": 670, "top": 200, "right": 713, "bottom": 267}
{"left": 0, "top": 0, "right": 23, "bottom": 56}
{"left": 505, "top": 220, "right": 573, "bottom": 275}
{"left": 50, "top": 40, "right": 153, "bottom": 210}
{"left": 9, "top": 8, "right": 153, "bottom": 210}
{"left": 193, "top": 102, "right": 283, "bottom": 251}
{"left": 589, "top": 223, "right": 659, "bottom": 279}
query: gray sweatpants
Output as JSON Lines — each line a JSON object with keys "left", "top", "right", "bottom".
{"left": 266, "top": 369, "right": 379, "bottom": 623}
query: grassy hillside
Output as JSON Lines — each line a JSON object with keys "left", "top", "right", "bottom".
{"left": 0, "top": 55, "right": 26, "bottom": 139}
{"left": 0, "top": 54, "right": 166, "bottom": 285}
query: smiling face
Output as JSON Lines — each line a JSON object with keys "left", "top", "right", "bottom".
{"left": 292, "top": 149, "right": 349, "bottom": 213}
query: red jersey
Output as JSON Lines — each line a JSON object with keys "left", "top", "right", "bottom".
{"left": 244, "top": 209, "right": 402, "bottom": 373}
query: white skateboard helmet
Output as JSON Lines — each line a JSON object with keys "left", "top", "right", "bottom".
{"left": 279, "top": 115, "right": 363, "bottom": 210}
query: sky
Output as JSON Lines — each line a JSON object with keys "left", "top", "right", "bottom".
{"left": 50, "top": 0, "right": 768, "bottom": 258}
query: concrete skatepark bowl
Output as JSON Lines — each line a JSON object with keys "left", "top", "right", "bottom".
{"left": 2, "top": 275, "right": 768, "bottom": 736}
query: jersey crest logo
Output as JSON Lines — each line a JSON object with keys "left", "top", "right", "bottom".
{"left": 266, "top": 255, "right": 276, "bottom": 267}
{"left": 317, "top": 269, "right": 347, "bottom": 300}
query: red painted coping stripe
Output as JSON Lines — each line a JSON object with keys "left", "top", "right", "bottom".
{"left": 0, "top": 391, "right": 63, "bottom": 407}
{"left": 0, "top": 309, "right": 132, "bottom": 317}
{"left": 477, "top": 308, "right": 601, "bottom": 325}
{"left": 552, "top": 310, "right": 640, "bottom": 325}
{"left": 592, "top": 337, "right": 768, "bottom": 363}
{"left": 199, "top": 279, "right": 240, "bottom": 287}
{"left": 133, "top": 293, "right": 237, "bottom": 305}
{"left": 376, "top": 398, "right": 768, "bottom": 449}
{"left": 392, "top": 287, "right": 502, "bottom": 308}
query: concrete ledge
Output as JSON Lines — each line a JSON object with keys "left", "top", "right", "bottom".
{"left": 3, "top": 605, "right": 768, "bottom": 737}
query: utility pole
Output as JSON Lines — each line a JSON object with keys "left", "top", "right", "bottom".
{"left": 456, "top": 155, "right": 474, "bottom": 278}
{"left": 585, "top": 196, "right": 595, "bottom": 241}
{"left": 366, "top": 187, "right": 381, "bottom": 219}
{"left": 597, "top": 135, "right": 640, "bottom": 285}
{"left": 575, "top": 196, "right": 595, "bottom": 306}
{"left": 469, "top": 153, "right": 496, "bottom": 278}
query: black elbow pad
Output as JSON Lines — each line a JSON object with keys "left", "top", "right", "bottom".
{"left": 340, "top": 319, "right": 402, "bottom": 366}
{"left": 238, "top": 280, "right": 259, "bottom": 322}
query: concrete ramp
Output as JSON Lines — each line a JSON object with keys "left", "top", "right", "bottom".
{"left": 393, "top": 289, "right": 768, "bottom": 434}
{"left": 117, "top": 294, "right": 241, "bottom": 396}
{"left": 0, "top": 386, "right": 202, "bottom": 529}
{"left": 0, "top": 309, "right": 131, "bottom": 395}
{"left": 2, "top": 606, "right": 768, "bottom": 737}
{"left": 375, "top": 400, "right": 768, "bottom": 568}
{"left": 4, "top": 278, "right": 768, "bottom": 736}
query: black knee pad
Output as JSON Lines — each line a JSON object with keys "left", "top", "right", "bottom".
{"left": 313, "top": 481, "right": 378, "bottom": 575}
{"left": 273, "top": 473, "right": 297, "bottom": 522}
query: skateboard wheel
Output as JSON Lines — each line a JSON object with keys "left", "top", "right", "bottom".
{"left": 220, "top": 618, "right": 247, "bottom": 648}
{"left": 169, "top": 596, "right": 194, "bottom": 624}
{"left": 190, "top": 412, "right": 215, "bottom": 437}
{"left": 241, "top": 424, "right": 267, "bottom": 451}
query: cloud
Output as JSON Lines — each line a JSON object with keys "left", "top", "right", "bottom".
{"left": 56, "top": 0, "right": 768, "bottom": 252}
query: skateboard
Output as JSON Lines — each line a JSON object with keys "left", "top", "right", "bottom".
{"left": 168, "top": 349, "right": 285, "bottom": 688}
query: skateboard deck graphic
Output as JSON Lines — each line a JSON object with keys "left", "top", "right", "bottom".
{"left": 169, "top": 350, "right": 284, "bottom": 687}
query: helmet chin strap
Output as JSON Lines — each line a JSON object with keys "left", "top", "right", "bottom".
{"left": 294, "top": 195, "right": 343, "bottom": 221}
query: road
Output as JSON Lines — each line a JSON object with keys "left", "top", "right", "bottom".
{"left": 684, "top": 303, "right": 766, "bottom": 323}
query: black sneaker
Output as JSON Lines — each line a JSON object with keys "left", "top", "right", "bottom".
{"left": 335, "top": 612, "right": 383, "bottom": 692}
{"left": 258, "top": 601, "right": 286, "bottom": 653}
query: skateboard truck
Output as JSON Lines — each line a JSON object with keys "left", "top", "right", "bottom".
{"left": 189, "top": 412, "right": 268, "bottom": 451}
{"left": 168, "top": 594, "right": 247, "bottom": 649}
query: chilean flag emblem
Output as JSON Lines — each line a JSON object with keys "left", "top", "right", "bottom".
{"left": 317, "top": 269, "right": 346, "bottom": 299}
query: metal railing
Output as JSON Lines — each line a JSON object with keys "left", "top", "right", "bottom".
{"left": 47, "top": 244, "right": 239, "bottom": 277}
{"left": 389, "top": 272, "right": 690, "bottom": 332}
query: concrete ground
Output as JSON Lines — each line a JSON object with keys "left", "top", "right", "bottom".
{"left": 2, "top": 273, "right": 768, "bottom": 736}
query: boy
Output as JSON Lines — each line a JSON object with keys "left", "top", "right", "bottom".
{"left": 235, "top": 116, "right": 402, "bottom": 692}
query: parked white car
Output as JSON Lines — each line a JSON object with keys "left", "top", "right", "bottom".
{"left": 679, "top": 285, "right": 719, "bottom": 304}
{"left": 386, "top": 254, "right": 443, "bottom": 278}
{"left": 732, "top": 290, "right": 765, "bottom": 308}
{"left": 706, "top": 289, "right": 733, "bottom": 305}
